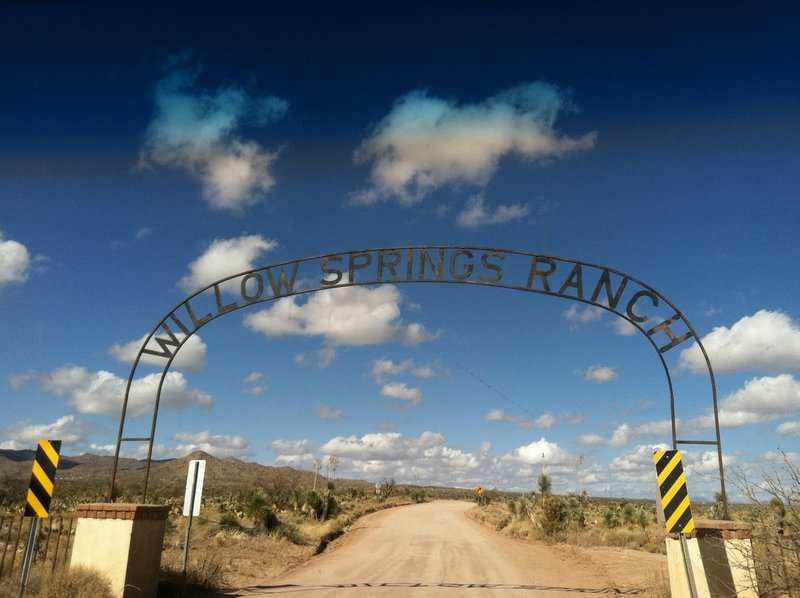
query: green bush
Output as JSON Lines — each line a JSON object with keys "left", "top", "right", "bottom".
{"left": 273, "top": 522, "right": 305, "bottom": 545}
{"left": 219, "top": 511, "right": 242, "bottom": 532}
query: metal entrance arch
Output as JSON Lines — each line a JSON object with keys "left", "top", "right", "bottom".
{"left": 111, "top": 245, "right": 727, "bottom": 514}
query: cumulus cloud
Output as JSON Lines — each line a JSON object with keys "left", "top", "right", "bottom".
{"left": 563, "top": 304, "right": 604, "bottom": 327}
{"left": 244, "top": 372, "right": 263, "bottom": 383}
{"left": 484, "top": 409, "right": 556, "bottom": 429}
{"left": 42, "top": 366, "right": 212, "bottom": 417}
{"left": 379, "top": 381, "right": 422, "bottom": 406}
{"left": 172, "top": 430, "right": 252, "bottom": 459}
{"left": 139, "top": 52, "right": 288, "bottom": 211}
{"left": 352, "top": 83, "right": 597, "bottom": 205}
{"left": 688, "top": 374, "right": 800, "bottom": 429}
{"left": 678, "top": 310, "right": 800, "bottom": 374}
{"left": 244, "top": 285, "right": 438, "bottom": 347}
{"left": 0, "top": 415, "right": 89, "bottom": 449}
{"left": 269, "top": 438, "right": 316, "bottom": 465}
{"left": 508, "top": 438, "right": 569, "bottom": 465}
{"left": 582, "top": 365, "right": 617, "bottom": 383}
{"left": 312, "top": 404, "right": 342, "bottom": 420}
{"left": 109, "top": 333, "right": 208, "bottom": 371}
{"left": 778, "top": 421, "right": 800, "bottom": 437}
{"left": 178, "top": 234, "right": 277, "bottom": 292}
{"left": 577, "top": 420, "right": 672, "bottom": 447}
{"left": 0, "top": 233, "right": 32, "bottom": 288}
{"left": 455, "top": 195, "right": 530, "bottom": 228}
{"left": 321, "top": 431, "right": 445, "bottom": 461}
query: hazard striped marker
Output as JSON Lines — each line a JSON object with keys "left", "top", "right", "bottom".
{"left": 24, "top": 440, "right": 61, "bottom": 518}
{"left": 654, "top": 449, "right": 695, "bottom": 535}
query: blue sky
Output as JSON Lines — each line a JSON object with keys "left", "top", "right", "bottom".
{"left": 1, "top": 2, "right": 798, "bottom": 501}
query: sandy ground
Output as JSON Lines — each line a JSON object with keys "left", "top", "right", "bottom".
{"left": 235, "top": 501, "right": 667, "bottom": 597}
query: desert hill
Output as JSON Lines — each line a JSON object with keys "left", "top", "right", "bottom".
{"left": 0, "top": 449, "right": 384, "bottom": 506}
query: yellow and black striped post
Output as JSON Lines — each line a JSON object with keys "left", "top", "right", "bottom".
{"left": 24, "top": 439, "right": 61, "bottom": 518}
{"left": 654, "top": 449, "right": 695, "bottom": 535}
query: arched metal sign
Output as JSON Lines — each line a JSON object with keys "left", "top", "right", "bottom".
{"left": 111, "top": 246, "right": 727, "bottom": 513}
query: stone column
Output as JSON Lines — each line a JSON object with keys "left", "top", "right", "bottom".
{"left": 69, "top": 504, "right": 170, "bottom": 598}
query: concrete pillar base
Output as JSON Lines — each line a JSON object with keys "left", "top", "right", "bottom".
{"left": 69, "top": 504, "right": 170, "bottom": 598}
{"left": 665, "top": 519, "right": 758, "bottom": 598}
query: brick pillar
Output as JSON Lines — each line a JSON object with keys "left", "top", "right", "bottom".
{"left": 70, "top": 504, "right": 170, "bottom": 598}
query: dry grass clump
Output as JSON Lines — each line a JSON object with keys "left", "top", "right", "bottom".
{"left": 0, "top": 565, "right": 114, "bottom": 598}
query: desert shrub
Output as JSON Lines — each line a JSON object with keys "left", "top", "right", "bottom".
{"left": 377, "top": 478, "right": 396, "bottom": 501}
{"left": 410, "top": 490, "right": 428, "bottom": 503}
{"left": 602, "top": 506, "right": 621, "bottom": 529}
{"left": 536, "top": 494, "right": 569, "bottom": 540}
{"left": 219, "top": 511, "right": 241, "bottom": 532}
{"left": 160, "top": 554, "right": 224, "bottom": 597}
{"left": 5, "top": 565, "right": 114, "bottom": 598}
{"left": 303, "top": 490, "right": 325, "bottom": 519}
{"left": 244, "top": 489, "right": 279, "bottom": 532}
{"left": 273, "top": 522, "right": 305, "bottom": 545}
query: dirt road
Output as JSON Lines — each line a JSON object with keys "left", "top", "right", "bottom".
{"left": 241, "top": 501, "right": 652, "bottom": 596}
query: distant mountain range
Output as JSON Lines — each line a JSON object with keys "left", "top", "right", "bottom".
{"left": 0, "top": 449, "right": 376, "bottom": 504}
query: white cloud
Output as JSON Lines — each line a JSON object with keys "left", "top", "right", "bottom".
{"left": 0, "top": 415, "right": 89, "bottom": 449}
{"left": 582, "top": 365, "right": 617, "bottom": 383}
{"left": 135, "top": 227, "right": 154, "bottom": 241}
{"left": 689, "top": 374, "right": 800, "bottom": 429}
{"left": 312, "top": 404, "right": 342, "bottom": 420}
{"left": 42, "top": 366, "right": 212, "bottom": 417}
{"left": 321, "top": 431, "right": 445, "bottom": 461}
{"left": 777, "top": 421, "right": 800, "bottom": 437}
{"left": 268, "top": 438, "right": 316, "bottom": 466}
{"left": 6, "top": 370, "right": 36, "bottom": 390}
{"left": 178, "top": 234, "right": 277, "bottom": 292}
{"left": 241, "top": 385, "right": 267, "bottom": 396}
{"left": 455, "top": 195, "right": 530, "bottom": 228}
{"left": 109, "top": 333, "right": 208, "bottom": 371}
{"left": 139, "top": 52, "right": 288, "bottom": 211}
{"left": 244, "top": 285, "right": 438, "bottom": 347}
{"left": 370, "top": 358, "right": 436, "bottom": 383}
{"left": 577, "top": 420, "right": 672, "bottom": 447}
{"left": 380, "top": 382, "right": 422, "bottom": 406}
{"left": 484, "top": 409, "right": 556, "bottom": 429}
{"left": 508, "top": 438, "right": 569, "bottom": 465}
{"left": 318, "top": 346, "right": 337, "bottom": 368}
{"left": 171, "top": 430, "right": 252, "bottom": 459}
{"left": 270, "top": 438, "right": 315, "bottom": 455}
{"left": 244, "top": 372, "right": 263, "bottom": 383}
{"left": 0, "top": 232, "right": 32, "bottom": 287}
{"left": 607, "top": 444, "right": 671, "bottom": 480}
{"left": 678, "top": 310, "right": 800, "bottom": 374}
{"left": 563, "top": 305, "right": 604, "bottom": 326}
{"left": 352, "top": 83, "right": 597, "bottom": 205}
{"left": 613, "top": 317, "right": 638, "bottom": 336}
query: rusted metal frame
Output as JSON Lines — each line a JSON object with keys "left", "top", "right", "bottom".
{"left": 0, "top": 514, "right": 12, "bottom": 577}
{"left": 50, "top": 517, "right": 61, "bottom": 571}
{"left": 112, "top": 246, "right": 725, "bottom": 512}
{"left": 61, "top": 516, "right": 73, "bottom": 567}
{"left": 41, "top": 517, "right": 51, "bottom": 563}
{"left": 8, "top": 515, "right": 25, "bottom": 574}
